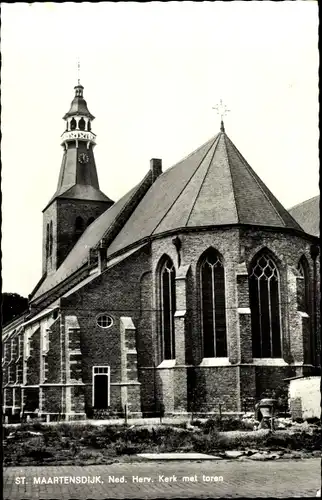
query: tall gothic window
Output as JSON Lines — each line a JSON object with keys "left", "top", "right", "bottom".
{"left": 87, "top": 217, "right": 95, "bottom": 227}
{"left": 75, "top": 216, "right": 84, "bottom": 235}
{"left": 199, "top": 249, "right": 227, "bottom": 357}
{"left": 249, "top": 251, "right": 281, "bottom": 358}
{"left": 297, "top": 256, "right": 310, "bottom": 313}
{"left": 70, "top": 118, "right": 76, "bottom": 130}
{"left": 160, "top": 257, "right": 176, "bottom": 360}
{"left": 49, "top": 221, "right": 53, "bottom": 256}
{"left": 46, "top": 223, "right": 50, "bottom": 259}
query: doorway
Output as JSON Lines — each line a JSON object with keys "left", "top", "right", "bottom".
{"left": 92, "top": 366, "right": 110, "bottom": 409}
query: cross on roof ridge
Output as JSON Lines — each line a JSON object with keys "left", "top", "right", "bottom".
{"left": 212, "top": 99, "right": 230, "bottom": 133}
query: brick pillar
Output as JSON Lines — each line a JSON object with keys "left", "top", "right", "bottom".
{"left": 120, "top": 317, "right": 141, "bottom": 415}
{"left": 173, "top": 265, "right": 190, "bottom": 412}
{"left": 64, "top": 315, "right": 86, "bottom": 419}
{"left": 156, "top": 365, "right": 175, "bottom": 414}
{"left": 174, "top": 265, "right": 190, "bottom": 364}
{"left": 310, "top": 245, "right": 321, "bottom": 368}
{"left": 287, "top": 265, "right": 305, "bottom": 368}
{"left": 236, "top": 262, "right": 256, "bottom": 411}
{"left": 236, "top": 262, "right": 252, "bottom": 363}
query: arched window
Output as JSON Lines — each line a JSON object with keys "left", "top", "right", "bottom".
{"left": 199, "top": 249, "right": 227, "bottom": 358}
{"left": 87, "top": 217, "right": 95, "bottom": 227}
{"left": 249, "top": 251, "right": 281, "bottom": 358}
{"left": 75, "top": 216, "right": 84, "bottom": 237}
{"left": 87, "top": 121, "right": 91, "bottom": 131}
{"left": 160, "top": 256, "right": 176, "bottom": 360}
{"left": 79, "top": 117, "right": 85, "bottom": 130}
{"left": 49, "top": 221, "right": 53, "bottom": 256}
{"left": 297, "top": 256, "right": 310, "bottom": 314}
{"left": 46, "top": 223, "right": 50, "bottom": 259}
{"left": 70, "top": 118, "right": 76, "bottom": 130}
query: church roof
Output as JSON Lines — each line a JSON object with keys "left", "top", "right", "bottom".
{"left": 46, "top": 184, "right": 113, "bottom": 208}
{"left": 106, "top": 127, "right": 303, "bottom": 256}
{"left": 33, "top": 183, "right": 139, "bottom": 300}
{"left": 288, "top": 195, "right": 320, "bottom": 237}
{"left": 32, "top": 125, "right": 305, "bottom": 302}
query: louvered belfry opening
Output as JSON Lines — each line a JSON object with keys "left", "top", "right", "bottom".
{"left": 160, "top": 256, "right": 176, "bottom": 360}
{"left": 200, "top": 248, "right": 227, "bottom": 357}
{"left": 249, "top": 252, "right": 282, "bottom": 358}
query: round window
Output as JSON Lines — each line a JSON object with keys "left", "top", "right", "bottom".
{"left": 97, "top": 314, "right": 113, "bottom": 329}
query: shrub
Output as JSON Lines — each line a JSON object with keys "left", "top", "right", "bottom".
{"left": 203, "top": 417, "right": 220, "bottom": 433}
{"left": 202, "top": 416, "right": 251, "bottom": 433}
{"left": 192, "top": 430, "right": 222, "bottom": 453}
{"left": 306, "top": 417, "right": 321, "bottom": 425}
{"left": 190, "top": 419, "right": 203, "bottom": 427}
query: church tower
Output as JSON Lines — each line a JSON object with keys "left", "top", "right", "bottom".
{"left": 42, "top": 82, "right": 113, "bottom": 275}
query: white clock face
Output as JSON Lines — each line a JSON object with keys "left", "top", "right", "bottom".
{"left": 79, "top": 153, "right": 89, "bottom": 164}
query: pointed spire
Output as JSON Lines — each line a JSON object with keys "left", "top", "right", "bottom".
{"left": 77, "top": 57, "right": 81, "bottom": 85}
{"left": 220, "top": 120, "right": 225, "bottom": 133}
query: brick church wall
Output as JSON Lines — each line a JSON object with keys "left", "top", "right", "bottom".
{"left": 26, "top": 328, "right": 40, "bottom": 386}
{"left": 61, "top": 245, "right": 151, "bottom": 413}
{"left": 46, "top": 318, "right": 61, "bottom": 383}
{"left": 56, "top": 198, "right": 111, "bottom": 268}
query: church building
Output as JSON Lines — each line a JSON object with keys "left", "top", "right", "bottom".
{"left": 2, "top": 82, "right": 320, "bottom": 421}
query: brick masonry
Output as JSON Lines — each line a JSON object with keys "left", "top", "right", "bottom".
{"left": 2, "top": 225, "right": 320, "bottom": 420}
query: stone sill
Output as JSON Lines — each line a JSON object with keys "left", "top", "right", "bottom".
{"left": 157, "top": 359, "right": 176, "bottom": 369}
{"left": 110, "top": 381, "right": 141, "bottom": 386}
{"left": 199, "top": 358, "right": 231, "bottom": 367}
{"left": 174, "top": 310, "right": 186, "bottom": 318}
{"left": 238, "top": 307, "right": 251, "bottom": 314}
{"left": 298, "top": 311, "right": 309, "bottom": 318}
{"left": 253, "top": 358, "right": 288, "bottom": 366}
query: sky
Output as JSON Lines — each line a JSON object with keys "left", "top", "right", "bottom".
{"left": 1, "top": 2, "right": 319, "bottom": 297}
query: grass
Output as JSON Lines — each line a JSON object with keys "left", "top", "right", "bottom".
{"left": 3, "top": 418, "right": 321, "bottom": 466}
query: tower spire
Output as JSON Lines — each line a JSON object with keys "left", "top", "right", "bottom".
{"left": 77, "top": 58, "right": 81, "bottom": 85}
{"left": 212, "top": 99, "right": 230, "bottom": 133}
{"left": 42, "top": 80, "right": 113, "bottom": 274}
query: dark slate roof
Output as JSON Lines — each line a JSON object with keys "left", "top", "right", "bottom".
{"left": 288, "top": 195, "right": 320, "bottom": 237}
{"left": 33, "top": 184, "right": 138, "bottom": 300}
{"left": 106, "top": 129, "right": 303, "bottom": 256}
{"left": 33, "top": 127, "right": 305, "bottom": 301}
{"left": 63, "top": 85, "right": 94, "bottom": 120}
{"left": 45, "top": 144, "right": 113, "bottom": 209}
{"left": 47, "top": 184, "right": 113, "bottom": 207}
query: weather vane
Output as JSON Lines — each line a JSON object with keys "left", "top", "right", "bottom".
{"left": 212, "top": 99, "right": 230, "bottom": 132}
{"left": 77, "top": 58, "right": 81, "bottom": 85}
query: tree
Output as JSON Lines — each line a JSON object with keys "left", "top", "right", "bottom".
{"left": 1, "top": 293, "right": 29, "bottom": 326}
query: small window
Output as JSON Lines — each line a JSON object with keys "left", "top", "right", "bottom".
{"left": 87, "top": 217, "right": 95, "bottom": 227}
{"left": 97, "top": 314, "right": 113, "bottom": 329}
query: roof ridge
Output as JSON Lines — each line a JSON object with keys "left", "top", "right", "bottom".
{"left": 222, "top": 134, "right": 240, "bottom": 223}
{"left": 159, "top": 133, "right": 220, "bottom": 179}
{"left": 186, "top": 135, "right": 221, "bottom": 227}
{"left": 152, "top": 136, "right": 219, "bottom": 235}
{"left": 225, "top": 135, "right": 288, "bottom": 228}
{"left": 288, "top": 194, "right": 320, "bottom": 210}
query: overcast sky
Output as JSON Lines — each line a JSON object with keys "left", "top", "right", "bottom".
{"left": 1, "top": 2, "right": 319, "bottom": 297}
